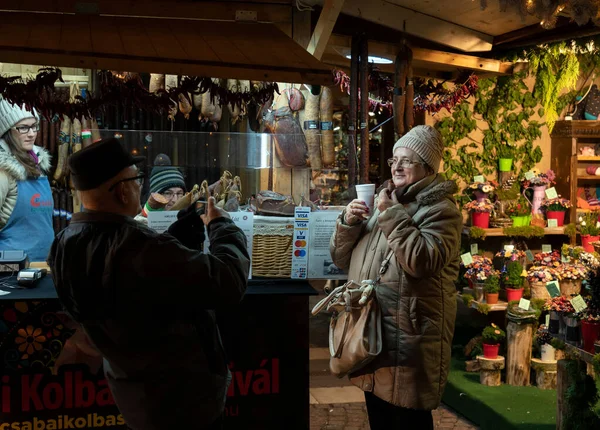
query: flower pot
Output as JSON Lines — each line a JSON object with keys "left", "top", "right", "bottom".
{"left": 471, "top": 211, "right": 490, "bottom": 229}
{"left": 499, "top": 158, "right": 513, "bottom": 172}
{"left": 549, "top": 310, "right": 560, "bottom": 335}
{"left": 485, "top": 292, "right": 499, "bottom": 305}
{"left": 530, "top": 282, "right": 551, "bottom": 300}
{"left": 565, "top": 315, "right": 581, "bottom": 347}
{"left": 541, "top": 344, "right": 556, "bottom": 362}
{"left": 559, "top": 313, "right": 567, "bottom": 341}
{"left": 581, "top": 235, "right": 599, "bottom": 253}
{"left": 581, "top": 321, "right": 600, "bottom": 353}
{"left": 560, "top": 279, "right": 582, "bottom": 297}
{"left": 510, "top": 215, "right": 531, "bottom": 227}
{"left": 506, "top": 287, "right": 524, "bottom": 302}
{"left": 483, "top": 343, "right": 500, "bottom": 359}
{"left": 546, "top": 211, "right": 566, "bottom": 227}
{"left": 473, "top": 283, "right": 485, "bottom": 302}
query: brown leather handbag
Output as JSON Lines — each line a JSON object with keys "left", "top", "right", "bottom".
{"left": 311, "top": 251, "right": 394, "bottom": 378}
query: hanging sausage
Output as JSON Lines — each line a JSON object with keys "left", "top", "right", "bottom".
{"left": 303, "top": 88, "right": 321, "bottom": 171}
{"left": 320, "top": 86, "right": 335, "bottom": 167}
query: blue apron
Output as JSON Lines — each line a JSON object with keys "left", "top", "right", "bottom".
{"left": 0, "top": 176, "right": 55, "bottom": 262}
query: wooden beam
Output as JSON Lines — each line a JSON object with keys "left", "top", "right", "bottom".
{"left": 327, "top": 35, "right": 512, "bottom": 75}
{"left": 292, "top": 9, "right": 312, "bottom": 49}
{"left": 307, "top": 0, "right": 344, "bottom": 60}
{"left": 338, "top": 0, "right": 493, "bottom": 52}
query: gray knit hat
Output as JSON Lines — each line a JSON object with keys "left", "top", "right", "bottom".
{"left": 149, "top": 166, "right": 186, "bottom": 194}
{"left": 0, "top": 97, "right": 39, "bottom": 137}
{"left": 392, "top": 125, "right": 444, "bottom": 172}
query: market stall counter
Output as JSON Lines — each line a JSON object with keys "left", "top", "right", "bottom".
{"left": 0, "top": 273, "right": 316, "bottom": 430}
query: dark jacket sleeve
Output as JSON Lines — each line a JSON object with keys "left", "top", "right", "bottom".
{"left": 123, "top": 218, "right": 250, "bottom": 309}
{"left": 377, "top": 200, "right": 462, "bottom": 279}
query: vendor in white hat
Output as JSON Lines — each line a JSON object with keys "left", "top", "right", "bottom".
{"left": 0, "top": 98, "right": 53, "bottom": 261}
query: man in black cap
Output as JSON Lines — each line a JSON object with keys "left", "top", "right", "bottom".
{"left": 47, "top": 138, "right": 250, "bottom": 430}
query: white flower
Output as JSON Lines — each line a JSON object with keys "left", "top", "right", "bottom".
{"left": 482, "top": 185, "right": 492, "bottom": 193}
{"left": 579, "top": 216, "right": 583, "bottom": 222}
{"left": 582, "top": 221, "right": 587, "bottom": 226}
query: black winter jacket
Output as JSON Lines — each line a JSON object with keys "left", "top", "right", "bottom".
{"left": 47, "top": 211, "right": 250, "bottom": 429}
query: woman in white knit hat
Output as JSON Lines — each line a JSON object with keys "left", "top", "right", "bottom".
{"left": 330, "top": 125, "right": 463, "bottom": 429}
{"left": 0, "top": 98, "right": 53, "bottom": 261}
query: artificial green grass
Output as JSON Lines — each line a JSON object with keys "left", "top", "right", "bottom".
{"left": 442, "top": 358, "right": 556, "bottom": 430}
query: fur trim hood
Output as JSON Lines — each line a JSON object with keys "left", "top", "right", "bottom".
{"left": 0, "top": 139, "right": 51, "bottom": 181}
{"left": 416, "top": 177, "right": 458, "bottom": 207}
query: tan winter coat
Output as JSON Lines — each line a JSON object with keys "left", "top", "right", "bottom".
{"left": 330, "top": 174, "right": 462, "bottom": 410}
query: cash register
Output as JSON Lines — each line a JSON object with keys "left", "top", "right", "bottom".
{"left": 0, "top": 250, "right": 46, "bottom": 287}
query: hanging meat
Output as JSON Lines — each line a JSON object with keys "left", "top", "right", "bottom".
{"left": 149, "top": 74, "right": 165, "bottom": 93}
{"left": 264, "top": 110, "right": 308, "bottom": 168}
{"left": 178, "top": 93, "right": 192, "bottom": 119}
{"left": 302, "top": 88, "right": 321, "bottom": 171}
{"left": 201, "top": 79, "right": 223, "bottom": 126}
{"left": 286, "top": 88, "right": 305, "bottom": 112}
{"left": 320, "top": 87, "right": 335, "bottom": 167}
{"left": 227, "top": 79, "right": 242, "bottom": 125}
{"left": 53, "top": 118, "right": 71, "bottom": 182}
{"left": 193, "top": 90, "right": 203, "bottom": 121}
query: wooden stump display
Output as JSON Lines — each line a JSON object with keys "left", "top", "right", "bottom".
{"left": 477, "top": 355, "right": 505, "bottom": 386}
{"left": 531, "top": 358, "right": 558, "bottom": 390}
{"left": 506, "top": 321, "right": 533, "bottom": 386}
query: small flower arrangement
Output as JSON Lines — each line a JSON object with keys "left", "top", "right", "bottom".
{"left": 527, "top": 266, "right": 559, "bottom": 283}
{"left": 541, "top": 196, "right": 572, "bottom": 212}
{"left": 521, "top": 169, "right": 556, "bottom": 188}
{"left": 534, "top": 250, "right": 561, "bottom": 267}
{"left": 502, "top": 261, "right": 525, "bottom": 288}
{"left": 580, "top": 313, "right": 600, "bottom": 323}
{"left": 579, "top": 211, "right": 600, "bottom": 236}
{"left": 462, "top": 255, "right": 497, "bottom": 282}
{"left": 554, "top": 263, "right": 589, "bottom": 281}
{"left": 535, "top": 325, "right": 553, "bottom": 346}
{"left": 464, "top": 199, "right": 494, "bottom": 213}
{"left": 544, "top": 296, "right": 575, "bottom": 314}
{"left": 579, "top": 251, "right": 600, "bottom": 269}
{"left": 467, "top": 180, "right": 497, "bottom": 195}
{"left": 495, "top": 249, "right": 526, "bottom": 261}
{"left": 482, "top": 323, "right": 506, "bottom": 344}
{"left": 505, "top": 196, "right": 531, "bottom": 217}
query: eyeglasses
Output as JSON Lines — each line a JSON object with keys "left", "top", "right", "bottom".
{"left": 387, "top": 158, "right": 423, "bottom": 168}
{"left": 12, "top": 124, "right": 39, "bottom": 134}
{"left": 162, "top": 191, "right": 185, "bottom": 200}
{"left": 108, "top": 174, "right": 145, "bottom": 191}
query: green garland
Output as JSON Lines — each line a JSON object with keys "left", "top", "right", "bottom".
{"left": 436, "top": 72, "right": 543, "bottom": 205}
{"left": 502, "top": 225, "right": 545, "bottom": 238}
{"left": 469, "top": 227, "right": 487, "bottom": 240}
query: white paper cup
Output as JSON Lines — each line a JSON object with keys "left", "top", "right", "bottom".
{"left": 355, "top": 184, "right": 376, "bottom": 212}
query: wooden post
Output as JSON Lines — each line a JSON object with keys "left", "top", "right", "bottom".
{"left": 348, "top": 35, "right": 359, "bottom": 188}
{"left": 359, "top": 34, "right": 369, "bottom": 184}
{"left": 557, "top": 359, "right": 575, "bottom": 430}
{"left": 506, "top": 321, "right": 534, "bottom": 386}
{"left": 531, "top": 358, "right": 558, "bottom": 390}
{"left": 477, "top": 355, "right": 505, "bottom": 386}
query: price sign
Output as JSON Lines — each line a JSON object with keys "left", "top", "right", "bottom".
{"left": 545, "top": 187, "right": 558, "bottom": 199}
{"left": 570, "top": 295, "right": 588, "bottom": 313}
{"left": 504, "top": 245, "right": 515, "bottom": 252}
{"left": 547, "top": 219, "right": 558, "bottom": 228}
{"left": 542, "top": 244, "right": 552, "bottom": 253}
{"left": 518, "top": 298, "right": 531, "bottom": 310}
{"left": 525, "top": 250, "right": 534, "bottom": 262}
{"left": 470, "top": 243, "right": 478, "bottom": 255}
{"left": 545, "top": 314, "right": 550, "bottom": 326}
{"left": 473, "top": 175, "right": 485, "bottom": 183}
{"left": 524, "top": 171, "right": 535, "bottom": 180}
{"left": 561, "top": 254, "right": 570, "bottom": 263}
{"left": 461, "top": 252, "right": 474, "bottom": 266}
{"left": 546, "top": 281, "right": 561, "bottom": 298}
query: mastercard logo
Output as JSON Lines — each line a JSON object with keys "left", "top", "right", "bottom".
{"left": 294, "top": 250, "right": 307, "bottom": 257}
{"left": 295, "top": 240, "right": 307, "bottom": 247}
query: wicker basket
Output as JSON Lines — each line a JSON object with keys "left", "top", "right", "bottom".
{"left": 252, "top": 216, "right": 294, "bottom": 278}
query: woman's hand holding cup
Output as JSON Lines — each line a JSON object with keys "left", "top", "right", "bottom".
{"left": 344, "top": 199, "right": 370, "bottom": 225}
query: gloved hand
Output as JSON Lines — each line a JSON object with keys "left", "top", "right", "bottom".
{"left": 167, "top": 202, "right": 206, "bottom": 250}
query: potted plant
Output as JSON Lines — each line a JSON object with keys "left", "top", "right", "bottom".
{"left": 545, "top": 297, "right": 575, "bottom": 341}
{"left": 580, "top": 313, "right": 600, "bottom": 353}
{"left": 484, "top": 274, "right": 500, "bottom": 304}
{"left": 464, "top": 199, "right": 494, "bottom": 229}
{"left": 505, "top": 196, "right": 531, "bottom": 227}
{"left": 522, "top": 169, "right": 557, "bottom": 216}
{"left": 497, "top": 141, "right": 516, "bottom": 172}
{"left": 462, "top": 256, "right": 497, "bottom": 301}
{"left": 541, "top": 196, "right": 571, "bottom": 227}
{"left": 535, "top": 325, "right": 555, "bottom": 361}
{"left": 503, "top": 261, "right": 525, "bottom": 302}
{"left": 482, "top": 323, "right": 505, "bottom": 359}
{"left": 579, "top": 211, "right": 600, "bottom": 252}
{"left": 527, "top": 266, "right": 558, "bottom": 300}
{"left": 466, "top": 179, "right": 497, "bottom": 202}
{"left": 555, "top": 263, "right": 588, "bottom": 297}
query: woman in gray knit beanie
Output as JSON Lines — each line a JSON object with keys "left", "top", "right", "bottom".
{"left": 329, "top": 125, "right": 463, "bottom": 429}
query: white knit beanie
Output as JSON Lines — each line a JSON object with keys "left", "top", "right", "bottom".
{"left": 0, "top": 97, "right": 39, "bottom": 137}
{"left": 392, "top": 125, "right": 444, "bottom": 172}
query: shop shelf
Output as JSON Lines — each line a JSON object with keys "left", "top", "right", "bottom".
{"left": 462, "top": 227, "right": 567, "bottom": 236}
{"left": 470, "top": 299, "right": 508, "bottom": 312}
{"left": 577, "top": 156, "right": 600, "bottom": 161}
{"left": 577, "top": 175, "right": 600, "bottom": 180}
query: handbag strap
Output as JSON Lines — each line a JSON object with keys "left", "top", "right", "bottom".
{"left": 375, "top": 250, "right": 395, "bottom": 284}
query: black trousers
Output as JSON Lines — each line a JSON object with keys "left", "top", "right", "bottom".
{"left": 364, "top": 392, "right": 433, "bottom": 430}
